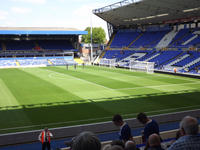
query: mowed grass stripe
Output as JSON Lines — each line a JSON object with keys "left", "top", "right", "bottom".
{"left": 88, "top": 65, "right": 196, "bottom": 84}
{"left": 0, "top": 79, "right": 19, "bottom": 107}
{"left": 0, "top": 68, "right": 81, "bottom": 105}
{"left": 0, "top": 66, "right": 199, "bottom": 133}
{"left": 23, "top": 67, "right": 127, "bottom": 100}
{"left": 117, "top": 82, "right": 200, "bottom": 94}
{"left": 73, "top": 66, "right": 180, "bottom": 87}
{"left": 44, "top": 66, "right": 141, "bottom": 89}
{"left": 50, "top": 66, "right": 199, "bottom": 97}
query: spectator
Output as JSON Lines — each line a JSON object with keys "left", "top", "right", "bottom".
{"left": 38, "top": 127, "right": 53, "bottom": 150}
{"left": 137, "top": 113, "right": 160, "bottom": 144}
{"left": 168, "top": 116, "right": 200, "bottom": 150}
{"left": 102, "top": 144, "right": 112, "bottom": 150}
{"left": 125, "top": 140, "right": 138, "bottom": 150}
{"left": 112, "top": 114, "right": 133, "bottom": 142}
{"left": 108, "top": 145, "right": 124, "bottom": 150}
{"left": 71, "top": 131, "right": 101, "bottom": 150}
{"left": 147, "top": 133, "right": 164, "bottom": 150}
{"left": 167, "top": 129, "right": 184, "bottom": 148}
{"left": 111, "top": 140, "right": 125, "bottom": 149}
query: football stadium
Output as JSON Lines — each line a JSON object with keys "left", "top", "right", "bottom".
{"left": 0, "top": 0, "right": 200, "bottom": 150}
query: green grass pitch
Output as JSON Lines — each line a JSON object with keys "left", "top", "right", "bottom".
{"left": 0, "top": 65, "right": 200, "bottom": 134}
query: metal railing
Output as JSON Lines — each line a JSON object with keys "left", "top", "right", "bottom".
{"left": 93, "top": 0, "right": 143, "bottom": 14}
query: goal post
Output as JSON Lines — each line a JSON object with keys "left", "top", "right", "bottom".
{"left": 99, "top": 58, "right": 116, "bottom": 68}
{"left": 129, "top": 60, "right": 155, "bottom": 73}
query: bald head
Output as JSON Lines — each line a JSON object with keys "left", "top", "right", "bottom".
{"left": 148, "top": 134, "right": 161, "bottom": 147}
{"left": 180, "top": 116, "right": 199, "bottom": 135}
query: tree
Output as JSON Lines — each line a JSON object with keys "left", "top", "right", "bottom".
{"left": 82, "top": 27, "right": 106, "bottom": 44}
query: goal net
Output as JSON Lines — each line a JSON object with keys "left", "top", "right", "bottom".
{"left": 129, "top": 60, "right": 155, "bottom": 73}
{"left": 99, "top": 58, "right": 116, "bottom": 68}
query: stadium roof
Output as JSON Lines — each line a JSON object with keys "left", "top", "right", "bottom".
{"left": 93, "top": 0, "right": 200, "bottom": 27}
{"left": 0, "top": 27, "right": 87, "bottom": 35}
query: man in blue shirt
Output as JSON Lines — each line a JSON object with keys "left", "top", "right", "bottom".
{"left": 168, "top": 116, "right": 200, "bottom": 150}
{"left": 112, "top": 114, "right": 133, "bottom": 143}
{"left": 137, "top": 112, "right": 160, "bottom": 144}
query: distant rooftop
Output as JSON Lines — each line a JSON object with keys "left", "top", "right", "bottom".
{"left": 0, "top": 27, "right": 88, "bottom": 35}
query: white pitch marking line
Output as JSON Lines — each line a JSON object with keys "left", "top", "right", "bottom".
{"left": 45, "top": 69, "right": 114, "bottom": 90}
{"left": 86, "top": 67, "right": 141, "bottom": 79}
{"left": 94, "top": 66, "right": 197, "bottom": 82}
{"left": 151, "top": 73, "right": 197, "bottom": 82}
{"left": 1, "top": 107, "right": 200, "bottom": 133}
{"left": 117, "top": 81, "right": 200, "bottom": 90}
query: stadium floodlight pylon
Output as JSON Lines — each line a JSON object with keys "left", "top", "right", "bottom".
{"left": 99, "top": 58, "right": 116, "bottom": 68}
{"left": 129, "top": 60, "right": 155, "bottom": 73}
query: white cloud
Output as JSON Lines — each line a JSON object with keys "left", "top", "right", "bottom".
{"left": 72, "top": 2, "right": 108, "bottom": 38}
{"left": 0, "top": 10, "right": 8, "bottom": 20}
{"left": 11, "top": 0, "right": 46, "bottom": 4}
{"left": 0, "top": 20, "right": 17, "bottom": 27}
{"left": 11, "top": 7, "right": 32, "bottom": 14}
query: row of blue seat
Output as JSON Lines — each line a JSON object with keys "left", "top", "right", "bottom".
{"left": 173, "top": 51, "right": 200, "bottom": 67}
{"left": 102, "top": 50, "right": 200, "bottom": 73}
{"left": 0, "top": 40, "right": 74, "bottom": 51}
{"left": 110, "top": 28, "right": 200, "bottom": 48}
{"left": 0, "top": 56, "right": 75, "bottom": 67}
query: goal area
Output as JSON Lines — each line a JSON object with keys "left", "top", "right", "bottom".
{"left": 99, "top": 58, "right": 116, "bottom": 68}
{"left": 129, "top": 60, "right": 155, "bottom": 73}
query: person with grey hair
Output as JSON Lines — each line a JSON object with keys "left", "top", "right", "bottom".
{"left": 71, "top": 131, "right": 101, "bottom": 150}
{"left": 168, "top": 116, "right": 200, "bottom": 150}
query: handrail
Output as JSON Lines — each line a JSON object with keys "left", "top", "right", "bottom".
{"left": 93, "top": 0, "right": 143, "bottom": 14}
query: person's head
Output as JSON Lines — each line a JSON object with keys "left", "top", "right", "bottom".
{"left": 148, "top": 133, "right": 161, "bottom": 147}
{"left": 102, "top": 144, "right": 111, "bottom": 150}
{"left": 111, "top": 140, "right": 125, "bottom": 148}
{"left": 137, "top": 113, "right": 148, "bottom": 124}
{"left": 72, "top": 131, "right": 101, "bottom": 150}
{"left": 125, "top": 140, "right": 136, "bottom": 150}
{"left": 44, "top": 127, "right": 48, "bottom": 132}
{"left": 112, "top": 114, "right": 124, "bottom": 126}
{"left": 108, "top": 145, "right": 124, "bottom": 150}
{"left": 179, "top": 116, "right": 199, "bottom": 135}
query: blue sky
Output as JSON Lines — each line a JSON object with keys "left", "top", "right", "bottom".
{"left": 0, "top": 0, "right": 118, "bottom": 37}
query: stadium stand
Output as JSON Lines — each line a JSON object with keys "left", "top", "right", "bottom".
{"left": 169, "top": 28, "right": 200, "bottom": 48}
{"left": 130, "top": 30, "right": 169, "bottom": 48}
{"left": 0, "top": 56, "right": 75, "bottom": 68}
{"left": 110, "top": 30, "right": 141, "bottom": 48}
{"left": 109, "top": 28, "right": 200, "bottom": 49}
{"left": 0, "top": 39, "right": 75, "bottom": 51}
{"left": 36, "top": 40, "right": 74, "bottom": 50}
{"left": 0, "top": 59, "right": 17, "bottom": 67}
{"left": 1, "top": 0, "right": 200, "bottom": 149}
{"left": 0, "top": 43, "right": 2, "bottom": 51}
{"left": 3, "top": 40, "right": 35, "bottom": 51}
{"left": 172, "top": 51, "right": 200, "bottom": 67}
{"left": 100, "top": 26, "right": 200, "bottom": 74}
{"left": 148, "top": 50, "right": 182, "bottom": 67}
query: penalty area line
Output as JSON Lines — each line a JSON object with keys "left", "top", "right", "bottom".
{"left": 45, "top": 69, "right": 114, "bottom": 91}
